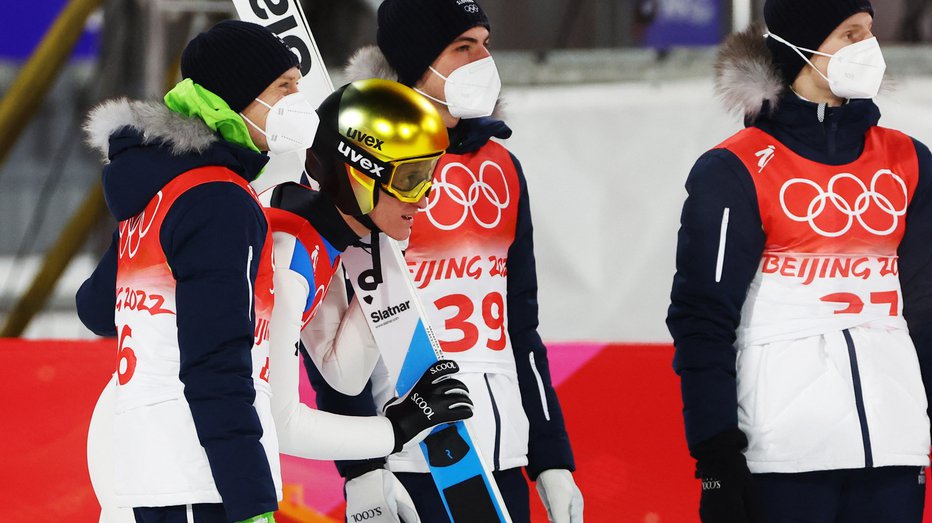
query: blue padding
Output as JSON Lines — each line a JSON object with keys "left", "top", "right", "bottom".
{"left": 289, "top": 239, "right": 316, "bottom": 314}
{"left": 322, "top": 236, "right": 341, "bottom": 267}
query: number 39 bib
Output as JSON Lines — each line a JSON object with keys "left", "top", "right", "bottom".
{"left": 405, "top": 141, "right": 520, "bottom": 375}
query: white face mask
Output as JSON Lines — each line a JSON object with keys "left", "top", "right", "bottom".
{"left": 767, "top": 32, "right": 886, "bottom": 100}
{"left": 241, "top": 92, "right": 320, "bottom": 154}
{"left": 416, "top": 56, "right": 502, "bottom": 119}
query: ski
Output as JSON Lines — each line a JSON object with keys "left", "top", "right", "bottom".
{"left": 342, "top": 236, "right": 512, "bottom": 523}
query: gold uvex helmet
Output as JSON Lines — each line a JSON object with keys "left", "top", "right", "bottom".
{"left": 308, "top": 78, "right": 449, "bottom": 216}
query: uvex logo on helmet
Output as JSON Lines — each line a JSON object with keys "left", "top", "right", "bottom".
{"left": 347, "top": 127, "right": 385, "bottom": 150}
{"left": 337, "top": 140, "right": 386, "bottom": 179}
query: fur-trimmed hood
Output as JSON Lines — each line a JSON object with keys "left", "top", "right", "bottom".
{"left": 345, "top": 45, "right": 402, "bottom": 85}
{"left": 83, "top": 98, "right": 267, "bottom": 220}
{"left": 84, "top": 98, "right": 218, "bottom": 160}
{"left": 715, "top": 23, "right": 882, "bottom": 165}
{"left": 714, "top": 22, "right": 786, "bottom": 121}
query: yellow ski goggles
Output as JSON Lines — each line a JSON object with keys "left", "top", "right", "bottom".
{"left": 382, "top": 152, "right": 444, "bottom": 202}
{"left": 340, "top": 138, "right": 444, "bottom": 214}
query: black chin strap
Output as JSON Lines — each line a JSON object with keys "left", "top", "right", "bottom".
{"left": 349, "top": 187, "right": 385, "bottom": 291}
{"left": 354, "top": 230, "right": 384, "bottom": 291}
{"left": 369, "top": 231, "right": 382, "bottom": 286}
{"left": 355, "top": 213, "right": 382, "bottom": 234}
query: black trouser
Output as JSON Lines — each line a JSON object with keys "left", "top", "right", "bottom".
{"left": 395, "top": 468, "right": 531, "bottom": 523}
{"left": 754, "top": 466, "right": 926, "bottom": 523}
{"left": 134, "top": 503, "right": 227, "bottom": 523}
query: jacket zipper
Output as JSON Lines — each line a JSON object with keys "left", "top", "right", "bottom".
{"left": 529, "top": 352, "right": 551, "bottom": 421}
{"left": 843, "top": 329, "right": 873, "bottom": 468}
{"left": 715, "top": 208, "right": 730, "bottom": 283}
{"left": 246, "top": 245, "right": 254, "bottom": 321}
{"left": 484, "top": 374, "right": 502, "bottom": 470}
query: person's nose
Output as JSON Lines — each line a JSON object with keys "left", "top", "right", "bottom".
{"left": 473, "top": 44, "right": 492, "bottom": 61}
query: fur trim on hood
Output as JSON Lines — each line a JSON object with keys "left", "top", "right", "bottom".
{"left": 715, "top": 22, "right": 786, "bottom": 121}
{"left": 345, "top": 45, "right": 401, "bottom": 84}
{"left": 84, "top": 98, "right": 218, "bottom": 160}
{"left": 344, "top": 45, "right": 506, "bottom": 119}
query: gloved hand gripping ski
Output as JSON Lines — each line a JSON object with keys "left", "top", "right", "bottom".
{"left": 384, "top": 360, "right": 473, "bottom": 453}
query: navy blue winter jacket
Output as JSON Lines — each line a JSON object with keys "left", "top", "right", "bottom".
{"left": 667, "top": 91, "right": 932, "bottom": 452}
{"left": 77, "top": 99, "right": 277, "bottom": 519}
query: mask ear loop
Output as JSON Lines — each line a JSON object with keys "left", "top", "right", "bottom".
{"left": 239, "top": 97, "right": 275, "bottom": 136}
{"left": 413, "top": 67, "right": 453, "bottom": 107}
{"left": 765, "top": 32, "right": 835, "bottom": 85}
{"left": 413, "top": 88, "right": 450, "bottom": 107}
{"left": 427, "top": 66, "right": 451, "bottom": 82}
{"left": 240, "top": 113, "right": 266, "bottom": 136}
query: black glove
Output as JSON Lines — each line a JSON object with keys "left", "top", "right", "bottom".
{"left": 384, "top": 360, "right": 473, "bottom": 453}
{"left": 691, "top": 429, "right": 763, "bottom": 523}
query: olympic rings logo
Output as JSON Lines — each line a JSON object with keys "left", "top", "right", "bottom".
{"left": 119, "top": 191, "right": 162, "bottom": 258}
{"left": 423, "top": 160, "right": 510, "bottom": 231}
{"left": 779, "top": 170, "right": 908, "bottom": 237}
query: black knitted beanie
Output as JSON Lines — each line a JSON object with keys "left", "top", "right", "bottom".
{"left": 764, "top": 0, "right": 874, "bottom": 85}
{"left": 377, "top": 0, "right": 490, "bottom": 86}
{"left": 181, "top": 20, "right": 299, "bottom": 112}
